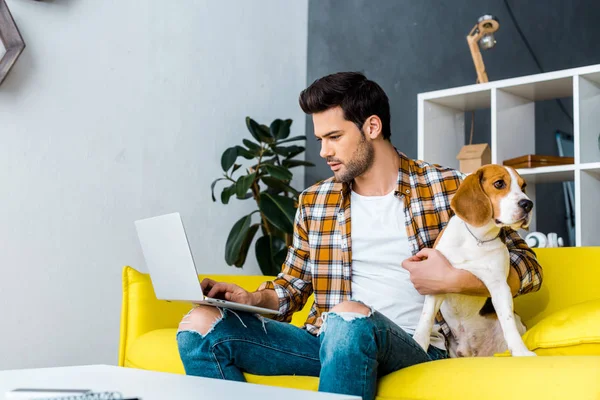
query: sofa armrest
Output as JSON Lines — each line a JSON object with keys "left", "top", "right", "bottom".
{"left": 119, "top": 266, "right": 196, "bottom": 366}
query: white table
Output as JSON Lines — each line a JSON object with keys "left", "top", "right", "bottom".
{"left": 0, "top": 365, "right": 359, "bottom": 400}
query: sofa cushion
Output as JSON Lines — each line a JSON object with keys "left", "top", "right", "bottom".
{"left": 522, "top": 298, "right": 600, "bottom": 355}
{"left": 376, "top": 356, "right": 600, "bottom": 400}
{"left": 125, "top": 329, "right": 600, "bottom": 400}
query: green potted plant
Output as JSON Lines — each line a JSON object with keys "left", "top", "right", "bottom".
{"left": 211, "top": 117, "right": 314, "bottom": 276}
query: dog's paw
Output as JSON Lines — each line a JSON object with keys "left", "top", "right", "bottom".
{"left": 512, "top": 349, "right": 536, "bottom": 357}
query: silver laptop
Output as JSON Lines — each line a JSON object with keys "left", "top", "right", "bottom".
{"left": 134, "top": 212, "right": 279, "bottom": 315}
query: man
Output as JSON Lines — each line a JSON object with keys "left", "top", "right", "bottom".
{"left": 177, "top": 72, "right": 542, "bottom": 400}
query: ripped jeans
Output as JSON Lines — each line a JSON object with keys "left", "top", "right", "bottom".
{"left": 176, "top": 306, "right": 447, "bottom": 400}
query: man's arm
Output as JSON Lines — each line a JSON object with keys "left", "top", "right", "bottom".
{"left": 255, "top": 193, "right": 314, "bottom": 322}
{"left": 450, "top": 263, "right": 521, "bottom": 297}
{"left": 204, "top": 195, "right": 313, "bottom": 321}
{"left": 402, "top": 228, "right": 543, "bottom": 297}
{"left": 501, "top": 227, "right": 543, "bottom": 296}
{"left": 250, "top": 288, "right": 280, "bottom": 310}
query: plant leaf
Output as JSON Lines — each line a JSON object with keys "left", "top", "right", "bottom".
{"left": 231, "top": 164, "right": 242, "bottom": 175}
{"left": 261, "top": 176, "right": 300, "bottom": 196}
{"left": 225, "top": 214, "right": 258, "bottom": 266}
{"left": 235, "top": 145, "right": 255, "bottom": 160}
{"left": 221, "top": 146, "right": 238, "bottom": 172}
{"left": 260, "top": 124, "right": 271, "bottom": 136}
{"left": 255, "top": 235, "right": 274, "bottom": 276}
{"left": 233, "top": 223, "right": 260, "bottom": 268}
{"left": 246, "top": 117, "right": 274, "bottom": 143}
{"left": 284, "top": 146, "right": 305, "bottom": 159}
{"left": 221, "top": 185, "right": 235, "bottom": 204}
{"left": 236, "top": 172, "right": 256, "bottom": 198}
{"left": 249, "top": 157, "right": 276, "bottom": 172}
{"left": 243, "top": 139, "right": 261, "bottom": 153}
{"left": 245, "top": 117, "right": 263, "bottom": 143}
{"left": 263, "top": 164, "right": 293, "bottom": 181}
{"left": 255, "top": 234, "right": 287, "bottom": 276}
{"left": 225, "top": 214, "right": 251, "bottom": 265}
{"left": 282, "top": 159, "right": 315, "bottom": 169}
{"left": 276, "top": 119, "right": 293, "bottom": 140}
{"left": 272, "top": 145, "right": 304, "bottom": 157}
{"left": 269, "top": 119, "right": 283, "bottom": 140}
{"left": 211, "top": 177, "right": 228, "bottom": 202}
{"left": 259, "top": 193, "right": 296, "bottom": 233}
{"left": 276, "top": 135, "right": 306, "bottom": 144}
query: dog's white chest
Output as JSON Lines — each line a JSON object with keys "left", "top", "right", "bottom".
{"left": 436, "top": 217, "right": 510, "bottom": 276}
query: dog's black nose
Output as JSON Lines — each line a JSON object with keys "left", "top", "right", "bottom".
{"left": 519, "top": 199, "right": 533, "bottom": 213}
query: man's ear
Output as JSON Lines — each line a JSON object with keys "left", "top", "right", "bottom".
{"left": 451, "top": 170, "right": 493, "bottom": 227}
{"left": 363, "top": 115, "right": 382, "bottom": 139}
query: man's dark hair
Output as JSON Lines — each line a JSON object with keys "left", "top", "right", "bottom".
{"left": 299, "top": 72, "right": 391, "bottom": 141}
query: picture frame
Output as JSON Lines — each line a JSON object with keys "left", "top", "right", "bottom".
{"left": 0, "top": 0, "right": 25, "bottom": 86}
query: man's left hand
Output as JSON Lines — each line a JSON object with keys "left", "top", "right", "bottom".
{"left": 401, "top": 248, "right": 460, "bottom": 295}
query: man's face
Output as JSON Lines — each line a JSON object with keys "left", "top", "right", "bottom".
{"left": 313, "top": 107, "right": 374, "bottom": 183}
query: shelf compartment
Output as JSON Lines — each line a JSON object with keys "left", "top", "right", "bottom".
{"left": 501, "top": 77, "right": 573, "bottom": 102}
{"left": 515, "top": 164, "right": 575, "bottom": 184}
{"left": 422, "top": 89, "right": 491, "bottom": 112}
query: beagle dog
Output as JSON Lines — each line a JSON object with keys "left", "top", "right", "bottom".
{"left": 412, "top": 164, "right": 536, "bottom": 357}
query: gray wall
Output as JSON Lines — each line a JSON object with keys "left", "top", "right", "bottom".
{"left": 0, "top": 0, "right": 307, "bottom": 370}
{"left": 305, "top": 0, "right": 600, "bottom": 243}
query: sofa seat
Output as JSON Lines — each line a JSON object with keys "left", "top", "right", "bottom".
{"left": 125, "top": 327, "right": 600, "bottom": 399}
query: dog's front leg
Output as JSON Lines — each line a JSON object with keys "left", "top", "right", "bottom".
{"left": 413, "top": 294, "right": 443, "bottom": 352}
{"left": 473, "top": 271, "right": 535, "bottom": 357}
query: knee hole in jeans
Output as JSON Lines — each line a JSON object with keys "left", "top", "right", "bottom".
{"left": 178, "top": 305, "right": 224, "bottom": 336}
{"left": 329, "top": 300, "right": 372, "bottom": 317}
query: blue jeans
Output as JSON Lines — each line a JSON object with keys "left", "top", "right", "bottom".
{"left": 177, "top": 307, "right": 447, "bottom": 400}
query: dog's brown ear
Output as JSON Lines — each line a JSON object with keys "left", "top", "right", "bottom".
{"left": 451, "top": 170, "right": 493, "bottom": 227}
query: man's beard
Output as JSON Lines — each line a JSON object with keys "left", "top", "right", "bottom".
{"left": 333, "top": 132, "right": 374, "bottom": 183}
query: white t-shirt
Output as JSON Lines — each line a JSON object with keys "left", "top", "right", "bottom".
{"left": 350, "top": 189, "right": 445, "bottom": 350}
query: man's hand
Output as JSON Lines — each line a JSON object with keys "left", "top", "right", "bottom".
{"left": 200, "top": 278, "right": 280, "bottom": 310}
{"left": 201, "top": 278, "right": 256, "bottom": 305}
{"left": 401, "top": 248, "right": 459, "bottom": 295}
{"left": 401, "top": 248, "right": 521, "bottom": 297}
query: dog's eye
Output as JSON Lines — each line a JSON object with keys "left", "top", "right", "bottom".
{"left": 493, "top": 180, "right": 505, "bottom": 189}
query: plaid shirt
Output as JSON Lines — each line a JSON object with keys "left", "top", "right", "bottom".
{"left": 259, "top": 152, "right": 543, "bottom": 337}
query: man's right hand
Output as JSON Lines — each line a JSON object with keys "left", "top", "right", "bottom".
{"left": 201, "top": 278, "right": 255, "bottom": 305}
{"left": 200, "top": 278, "right": 279, "bottom": 311}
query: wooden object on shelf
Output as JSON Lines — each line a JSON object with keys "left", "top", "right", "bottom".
{"left": 503, "top": 155, "right": 575, "bottom": 169}
{"left": 457, "top": 143, "right": 491, "bottom": 173}
{"left": 0, "top": 0, "right": 26, "bottom": 87}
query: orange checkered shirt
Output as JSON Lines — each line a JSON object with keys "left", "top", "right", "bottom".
{"left": 259, "top": 152, "right": 543, "bottom": 338}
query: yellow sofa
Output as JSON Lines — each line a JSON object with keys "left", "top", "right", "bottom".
{"left": 119, "top": 247, "right": 600, "bottom": 399}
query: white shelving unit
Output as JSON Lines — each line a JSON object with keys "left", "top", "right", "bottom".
{"left": 418, "top": 64, "right": 600, "bottom": 247}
